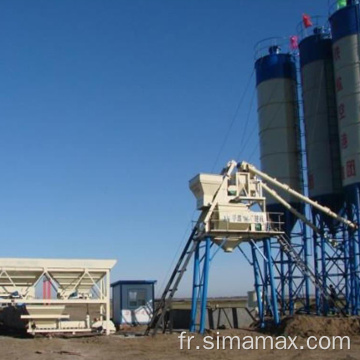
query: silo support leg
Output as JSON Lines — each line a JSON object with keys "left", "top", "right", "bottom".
{"left": 190, "top": 242, "right": 200, "bottom": 332}
{"left": 190, "top": 237, "right": 211, "bottom": 334}
{"left": 303, "top": 226, "right": 311, "bottom": 314}
{"left": 199, "top": 237, "right": 211, "bottom": 334}
{"left": 264, "top": 240, "right": 279, "bottom": 325}
{"left": 251, "top": 242, "right": 264, "bottom": 327}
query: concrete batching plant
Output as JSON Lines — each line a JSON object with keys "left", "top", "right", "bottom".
{"left": 146, "top": 0, "right": 360, "bottom": 335}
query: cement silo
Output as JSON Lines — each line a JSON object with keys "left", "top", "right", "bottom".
{"left": 255, "top": 40, "right": 303, "bottom": 234}
{"left": 299, "top": 26, "right": 343, "bottom": 218}
{"left": 329, "top": 0, "right": 360, "bottom": 315}
{"left": 330, "top": 1, "right": 360, "bottom": 200}
{"left": 299, "top": 22, "right": 346, "bottom": 314}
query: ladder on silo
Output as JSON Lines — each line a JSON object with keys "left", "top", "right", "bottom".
{"left": 276, "top": 233, "right": 346, "bottom": 315}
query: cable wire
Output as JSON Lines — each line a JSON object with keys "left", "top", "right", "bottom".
{"left": 211, "top": 69, "right": 255, "bottom": 172}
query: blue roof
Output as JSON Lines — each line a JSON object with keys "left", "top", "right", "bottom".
{"left": 255, "top": 53, "right": 296, "bottom": 86}
{"left": 330, "top": 3, "right": 360, "bottom": 42}
{"left": 111, "top": 280, "right": 157, "bottom": 287}
{"left": 299, "top": 34, "right": 333, "bottom": 67}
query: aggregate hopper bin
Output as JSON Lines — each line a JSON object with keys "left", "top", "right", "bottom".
{"left": 189, "top": 173, "right": 225, "bottom": 210}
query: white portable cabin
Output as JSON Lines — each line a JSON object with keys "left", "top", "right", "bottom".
{"left": 111, "top": 280, "right": 156, "bottom": 325}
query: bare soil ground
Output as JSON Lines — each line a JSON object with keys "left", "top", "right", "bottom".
{"left": 0, "top": 315, "right": 359, "bottom": 360}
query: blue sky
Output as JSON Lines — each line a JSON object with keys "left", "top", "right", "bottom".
{"left": 0, "top": 0, "right": 332, "bottom": 297}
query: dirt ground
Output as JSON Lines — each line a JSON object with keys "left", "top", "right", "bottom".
{"left": 0, "top": 316, "right": 360, "bottom": 360}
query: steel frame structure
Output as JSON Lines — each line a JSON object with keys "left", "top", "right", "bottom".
{"left": 188, "top": 162, "right": 358, "bottom": 330}
{"left": 188, "top": 237, "right": 282, "bottom": 331}
{"left": 270, "top": 223, "right": 311, "bottom": 317}
{"left": 148, "top": 160, "right": 358, "bottom": 335}
{"left": 189, "top": 229, "right": 311, "bottom": 331}
{"left": 249, "top": 239, "right": 280, "bottom": 326}
{"left": 312, "top": 212, "right": 349, "bottom": 315}
{"left": 345, "top": 186, "right": 360, "bottom": 314}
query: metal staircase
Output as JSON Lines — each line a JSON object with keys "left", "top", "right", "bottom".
{"left": 276, "top": 233, "right": 346, "bottom": 314}
{"left": 144, "top": 226, "right": 199, "bottom": 336}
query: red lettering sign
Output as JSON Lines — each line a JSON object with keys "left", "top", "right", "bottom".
{"left": 336, "top": 76, "right": 343, "bottom": 92}
{"left": 346, "top": 160, "right": 356, "bottom": 178}
{"left": 338, "top": 103, "right": 346, "bottom": 120}
{"left": 341, "top": 133, "right": 348, "bottom": 149}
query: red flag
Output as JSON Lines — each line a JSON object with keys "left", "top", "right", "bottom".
{"left": 302, "top": 13, "right": 313, "bottom": 28}
{"left": 290, "top": 35, "right": 299, "bottom": 50}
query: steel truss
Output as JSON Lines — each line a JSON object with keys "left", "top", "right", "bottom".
{"left": 345, "top": 185, "right": 360, "bottom": 314}
{"left": 270, "top": 224, "right": 311, "bottom": 316}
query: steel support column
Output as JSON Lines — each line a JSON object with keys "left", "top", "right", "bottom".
{"left": 190, "top": 242, "right": 200, "bottom": 332}
{"left": 263, "top": 239, "right": 280, "bottom": 325}
{"left": 251, "top": 242, "right": 264, "bottom": 327}
{"left": 199, "top": 238, "right": 211, "bottom": 334}
{"left": 190, "top": 237, "right": 211, "bottom": 334}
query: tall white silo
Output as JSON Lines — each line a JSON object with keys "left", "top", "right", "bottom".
{"left": 299, "top": 26, "right": 343, "bottom": 218}
{"left": 255, "top": 41, "right": 303, "bottom": 234}
{"left": 330, "top": 1, "right": 360, "bottom": 200}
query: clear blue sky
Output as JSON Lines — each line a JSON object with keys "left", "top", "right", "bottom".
{"left": 0, "top": 0, "right": 331, "bottom": 297}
